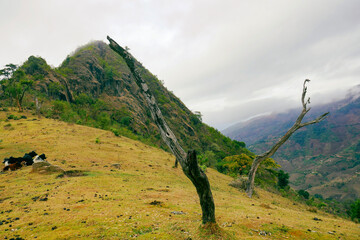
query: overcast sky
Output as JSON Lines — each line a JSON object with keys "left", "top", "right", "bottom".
{"left": 1, "top": 0, "right": 359, "bottom": 130}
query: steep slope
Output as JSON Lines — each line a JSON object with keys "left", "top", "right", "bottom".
{"left": 1, "top": 111, "right": 359, "bottom": 239}
{"left": 223, "top": 90, "right": 360, "bottom": 201}
{"left": 8, "top": 41, "right": 245, "bottom": 165}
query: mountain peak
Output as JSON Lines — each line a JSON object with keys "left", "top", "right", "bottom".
{"left": 1, "top": 39, "right": 246, "bottom": 167}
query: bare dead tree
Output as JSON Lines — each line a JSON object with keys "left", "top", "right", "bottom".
{"left": 245, "top": 79, "right": 329, "bottom": 198}
{"left": 107, "top": 36, "right": 216, "bottom": 224}
{"left": 35, "top": 97, "right": 42, "bottom": 118}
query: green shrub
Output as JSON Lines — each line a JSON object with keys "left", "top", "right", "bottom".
{"left": 190, "top": 114, "right": 201, "bottom": 125}
{"left": 52, "top": 100, "right": 68, "bottom": 116}
{"left": 7, "top": 114, "right": 19, "bottom": 120}
{"left": 200, "top": 164, "right": 207, "bottom": 172}
{"left": 75, "top": 93, "right": 95, "bottom": 105}
{"left": 298, "top": 189, "right": 310, "bottom": 199}
{"left": 275, "top": 225, "right": 290, "bottom": 233}
{"left": 48, "top": 82, "right": 64, "bottom": 98}
{"left": 278, "top": 170, "right": 289, "bottom": 189}
{"left": 314, "top": 194, "right": 323, "bottom": 199}
{"left": 111, "top": 128, "right": 120, "bottom": 136}
{"left": 349, "top": 199, "right": 360, "bottom": 221}
{"left": 97, "top": 112, "right": 111, "bottom": 129}
{"left": 120, "top": 116, "right": 132, "bottom": 126}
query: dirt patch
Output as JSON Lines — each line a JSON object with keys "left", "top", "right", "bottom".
{"left": 260, "top": 203, "right": 272, "bottom": 209}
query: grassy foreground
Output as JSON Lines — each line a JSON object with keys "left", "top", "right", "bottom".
{"left": 0, "top": 111, "right": 359, "bottom": 239}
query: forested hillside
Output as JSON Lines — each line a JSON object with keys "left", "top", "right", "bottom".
{"left": 0, "top": 41, "right": 247, "bottom": 168}
{"left": 224, "top": 89, "right": 360, "bottom": 201}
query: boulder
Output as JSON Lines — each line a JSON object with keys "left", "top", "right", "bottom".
{"left": 31, "top": 162, "right": 64, "bottom": 174}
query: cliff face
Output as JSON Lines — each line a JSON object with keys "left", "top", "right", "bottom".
{"left": 223, "top": 91, "right": 360, "bottom": 201}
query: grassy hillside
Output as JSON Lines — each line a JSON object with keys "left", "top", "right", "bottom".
{"left": 1, "top": 110, "right": 359, "bottom": 239}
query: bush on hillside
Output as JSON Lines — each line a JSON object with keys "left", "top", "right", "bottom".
{"left": 298, "top": 189, "right": 310, "bottom": 199}
{"left": 278, "top": 170, "right": 289, "bottom": 189}
{"left": 349, "top": 199, "right": 360, "bottom": 221}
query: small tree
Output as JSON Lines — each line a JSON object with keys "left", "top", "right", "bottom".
{"left": 0, "top": 64, "right": 17, "bottom": 80}
{"left": 1, "top": 68, "right": 34, "bottom": 111}
{"left": 349, "top": 199, "right": 360, "bottom": 221}
{"left": 277, "top": 170, "right": 289, "bottom": 189}
{"left": 246, "top": 80, "right": 329, "bottom": 197}
{"left": 298, "top": 189, "right": 310, "bottom": 199}
{"left": 13, "top": 71, "right": 34, "bottom": 112}
{"left": 0, "top": 64, "right": 18, "bottom": 100}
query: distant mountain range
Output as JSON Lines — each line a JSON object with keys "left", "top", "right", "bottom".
{"left": 223, "top": 86, "right": 360, "bottom": 201}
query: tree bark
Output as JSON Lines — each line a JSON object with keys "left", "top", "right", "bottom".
{"left": 184, "top": 150, "right": 215, "bottom": 223}
{"left": 107, "top": 36, "right": 216, "bottom": 224}
{"left": 245, "top": 79, "right": 329, "bottom": 198}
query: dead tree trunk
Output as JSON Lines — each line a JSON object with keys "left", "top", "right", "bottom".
{"left": 35, "top": 97, "right": 43, "bottom": 118}
{"left": 107, "top": 36, "right": 216, "bottom": 224}
{"left": 245, "top": 79, "right": 329, "bottom": 198}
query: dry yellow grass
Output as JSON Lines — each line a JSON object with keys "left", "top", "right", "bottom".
{"left": 0, "top": 110, "right": 359, "bottom": 239}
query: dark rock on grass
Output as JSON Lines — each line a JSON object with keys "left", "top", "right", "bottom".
{"left": 32, "top": 194, "right": 48, "bottom": 202}
{"left": 111, "top": 163, "right": 121, "bottom": 169}
{"left": 0, "top": 197, "right": 12, "bottom": 203}
{"left": 149, "top": 200, "right": 162, "bottom": 206}
{"left": 56, "top": 170, "right": 87, "bottom": 178}
{"left": 313, "top": 217, "right": 322, "bottom": 221}
{"left": 171, "top": 211, "right": 186, "bottom": 215}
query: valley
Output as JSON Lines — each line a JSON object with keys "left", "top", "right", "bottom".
{"left": 224, "top": 91, "right": 360, "bottom": 201}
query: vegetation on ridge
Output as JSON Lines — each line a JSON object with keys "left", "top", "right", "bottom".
{"left": 0, "top": 41, "right": 265, "bottom": 183}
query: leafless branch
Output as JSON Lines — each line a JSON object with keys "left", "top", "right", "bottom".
{"left": 246, "top": 79, "right": 329, "bottom": 198}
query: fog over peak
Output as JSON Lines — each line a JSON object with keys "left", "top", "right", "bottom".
{"left": 1, "top": 0, "right": 359, "bottom": 130}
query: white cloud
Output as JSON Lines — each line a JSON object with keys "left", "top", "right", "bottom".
{"left": 1, "top": 0, "right": 359, "bottom": 129}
